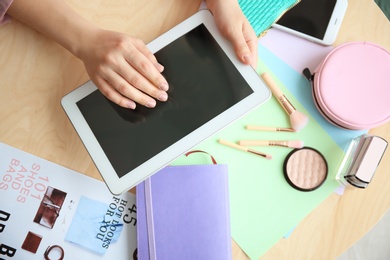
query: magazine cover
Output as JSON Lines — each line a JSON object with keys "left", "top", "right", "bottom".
{"left": 0, "top": 142, "right": 137, "bottom": 260}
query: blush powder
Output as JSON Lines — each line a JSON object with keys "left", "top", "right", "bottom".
{"left": 283, "top": 147, "right": 328, "bottom": 191}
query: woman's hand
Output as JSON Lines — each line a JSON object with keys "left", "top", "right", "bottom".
{"left": 8, "top": 0, "right": 169, "bottom": 110}
{"left": 77, "top": 29, "right": 169, "bottom": 109}
{"left": 206, "top": 0, "right": 258, "bottom": 68}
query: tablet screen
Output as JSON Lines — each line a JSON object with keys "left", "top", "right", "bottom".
{"left": 76, "top": 24, "right": 253, "bottom": 178}
{"left": 276, "top": 0, "right": 337, "bottom": 39}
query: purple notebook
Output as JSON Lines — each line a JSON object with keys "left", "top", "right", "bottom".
{"left": 136, "top": 164, "right": 231, "bottom": 260}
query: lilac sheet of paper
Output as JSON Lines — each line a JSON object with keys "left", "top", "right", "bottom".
{"left": 260, "top": 28, "right": 333, "bottom": 73}
{"left": 137, "top": 164, "right": 231, "bottom": 260}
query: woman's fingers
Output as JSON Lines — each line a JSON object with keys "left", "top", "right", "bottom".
{"left": 82, "top": 31, "right": 170, "bottom": 109}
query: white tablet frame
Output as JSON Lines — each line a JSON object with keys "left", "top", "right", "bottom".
{"left": 272, "top": 0, "right": 348, "bottom": 45}
{"left": 61, "top": 10, "right": 271, "bottom": 195}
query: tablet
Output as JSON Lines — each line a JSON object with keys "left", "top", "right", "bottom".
{"left": 61, "top": 10, "right": 271, "bottom": 195}
{"left": 272, "top": 0, "right": 348, "bottom": 45}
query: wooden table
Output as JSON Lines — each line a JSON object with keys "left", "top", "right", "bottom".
{"left": 1, "top": 0, "right": 389, "bottom": 259}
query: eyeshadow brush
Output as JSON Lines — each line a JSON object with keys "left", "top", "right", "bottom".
{"left": 218, "top": 139, "right": 272, "bottom": 159}
{"left": 261, "top": 72, "right": 309, "bottom": 131}
{"left": 246, "top": 125, "right": 295, "bottom": 132}
{"left": 238, "top": 140, "right": 304, "bottom": 149}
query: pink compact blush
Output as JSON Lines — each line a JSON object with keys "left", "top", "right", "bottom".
{"left": 311, "top": 42, "right": 390, "bottom": 130}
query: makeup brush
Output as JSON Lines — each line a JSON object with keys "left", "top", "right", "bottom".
{"left": 218, "top": 139, "right": 272, "bottom": 159}
{"left": 261, "top": 73, "right": 309, "bottom": 131}
{"left": 238, "top": 140, "right": 304, "bottom": 149}
{"left": 245, "top": 125, "right": 295, "bottom": 132}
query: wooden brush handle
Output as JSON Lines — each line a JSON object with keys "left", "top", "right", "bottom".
{"left": 218, "top": 139, "right": 248, "bottom": 152}
{"left": 261, "top": 72, "right": 296, "bottom": 115}
{"left": 261, "top": 73, "right": 283, "bottom": 98}
{"left": 239, "top": 140, "right": 269, "bottom": 146}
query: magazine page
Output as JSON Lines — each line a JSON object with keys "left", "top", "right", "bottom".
{"left": 0, "top": 143, "right": 137, "bottom": 260}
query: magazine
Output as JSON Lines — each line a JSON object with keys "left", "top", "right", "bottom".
{"left": 0, "top": 142, "right": 137, "bottom": 260}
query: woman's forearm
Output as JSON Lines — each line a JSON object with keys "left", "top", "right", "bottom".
{"left": 7, "top": 0, "right": 96, "bottom": 58}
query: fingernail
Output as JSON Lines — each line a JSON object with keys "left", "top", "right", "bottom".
{"left": 158, "top": 92, "right": 168, "bottom": 101}
{"left": 243, "top": 54, "right": 252, "bottom": 64}
{"left": 159, "top": 82, "right": 169, "bottom": 91}
{"left": 155, "top": 63, "right": 164, "bottom": 72}
{"left": 127, "top": 101, "right": 136, "bottom": 109}
{"left": 146, "top": 100, "right": 156, "bottom": 108}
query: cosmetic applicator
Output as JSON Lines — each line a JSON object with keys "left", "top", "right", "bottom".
{"left": 261, "top": 73, "right": 309, "bottom": 131}
{"left": 218, "top": 139, "right": 272, "bottom": 159}
{"left": 238, "top": 140, "right": 304, "bottom": 149}
{"left": 245, "top": 125, "right": 295, "bottom": 132}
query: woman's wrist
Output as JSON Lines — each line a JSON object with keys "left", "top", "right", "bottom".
{"left": 66, "top": 22, "right": 100, "bottom": 60}
{"left": 206, "top": 0, "right": 238, "bottom": 13}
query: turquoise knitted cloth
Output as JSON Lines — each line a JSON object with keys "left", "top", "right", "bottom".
{"left": 238, "top": 0, "right": 299, "bottom": 36}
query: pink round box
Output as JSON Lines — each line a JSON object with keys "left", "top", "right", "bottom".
{"left": 310, "top": 42, "right": 390, "bottom": 130}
